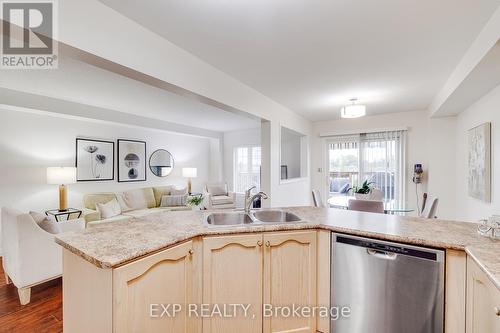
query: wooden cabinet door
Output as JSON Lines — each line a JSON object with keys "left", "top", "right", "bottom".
{"left": 466, "top": 256, "right": 500, "bottom": 333}
{"left": 113, "top": 240, "right": 201, "bottom": 333}
{"left": 263, "top": 231, "right": 317, "bottom": 333}
{"left": 203, "top": 234, "right": 264, "bottom": 333}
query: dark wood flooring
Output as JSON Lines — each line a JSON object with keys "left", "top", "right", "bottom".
{"left": 0, "top": 258, "right": 62, "bottom": 333}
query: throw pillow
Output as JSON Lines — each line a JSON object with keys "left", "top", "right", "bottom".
{"left": 171, "top": 187, "right": 188, "bottom": 195}
{"left": 160, "top": 194, "right": 187, "bottom": 207}
{"left": 115, "top": 194, "right": 133, "bottom": 212}
{"left": 96, "top": 198, "right": 122, "bottom": 219}
{"left": 29, "top": 211, "right": 61, "bottom": 234}
{"left": 207, "top": 184, "right": 227, "bottom": 196}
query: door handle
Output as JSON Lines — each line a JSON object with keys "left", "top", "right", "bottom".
{"left": 366, "top": 249, "right": 397, "bottom": 260}
{"left": 494, "top": 306, "right": 500, "bottom": 316}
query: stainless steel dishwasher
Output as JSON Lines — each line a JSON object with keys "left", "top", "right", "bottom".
{"left": 331, "top": 233, "right": 445, "bottom": 333}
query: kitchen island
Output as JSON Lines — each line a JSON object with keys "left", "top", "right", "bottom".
{"left": 56, "top": 207, "right": 500, "bottom": 333}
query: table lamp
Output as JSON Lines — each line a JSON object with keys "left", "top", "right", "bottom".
{"left": 182, "top": 168, "right": 197, "bottom": 194}
{"left": 47, "top": 167, "right": 77, "bottom": 211}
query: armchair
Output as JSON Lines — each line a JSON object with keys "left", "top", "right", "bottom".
{"left": 1, "top": 207, "right": 84, "bottom": 305}
{"left": 204, "top": 183, "right": 236, "bottom": 210}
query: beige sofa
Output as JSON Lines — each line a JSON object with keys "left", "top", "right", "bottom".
{"left": 83, "top": 186, "right": 191, "bottom": 226}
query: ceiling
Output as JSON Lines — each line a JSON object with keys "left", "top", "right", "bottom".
{"left": 0, "top": 56, "right": 260, "bottom": 133}
{"left": 99, "top": 0, "right": 500, "bottom": 121}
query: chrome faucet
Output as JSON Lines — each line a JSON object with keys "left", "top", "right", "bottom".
{"left": 245, "top": 187, "right": 269, "bottom": 213}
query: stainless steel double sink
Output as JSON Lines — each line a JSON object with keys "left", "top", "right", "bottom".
{"left": 205, "top": 210, "right": 302, "bottom": 227}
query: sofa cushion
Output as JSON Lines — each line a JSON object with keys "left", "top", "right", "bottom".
{"left": 123, "top": 188, "right": 156, "bottom": 210}
{"left": 211, "top": 195, "right": 234, "bottom": 205}
{"left": 29, "top": 211, "right": 61, "bottom": 234}
{"left": 83, "top": 193, "right": 117, "bottom": 210}
{"left": 96, "top": 198, "right": 122, "bottom": 219}
{"left": 160, "top": 194, "right": 187, "bottom": 207}
{"left": 206, "top": 184, "right": 227, "bottom": 196}
{"left": 171, "top": 187, "right": 188, "bottom": 195}
{"left": 115, "top": 194, "right": 133, "bottom": 212}
{"left": 152, "top": 186, "right": 174, "bottom": 207}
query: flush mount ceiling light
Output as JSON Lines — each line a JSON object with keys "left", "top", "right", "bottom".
{"left": 340, "top": 98, "right": 366, "bottom": 118}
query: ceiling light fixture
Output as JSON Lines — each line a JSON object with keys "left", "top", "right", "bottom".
{"left": 340, "top": 98, "right": 366, "bottom": 118}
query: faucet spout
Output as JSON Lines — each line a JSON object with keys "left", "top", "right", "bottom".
{"left": 245, "top": 191, "right": 269, "bottom": 213}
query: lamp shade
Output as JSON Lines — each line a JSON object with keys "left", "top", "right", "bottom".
{"left": 340, "top": 104, "right": 366, "bottom": 118}
{"left": 47, "top": 167, "right": 77, "bottom": 185}
{"left": 182, "top": 167, "right": 197, "bottom": 178}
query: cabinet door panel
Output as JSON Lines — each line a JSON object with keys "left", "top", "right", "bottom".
{"left": 203, "top": 234, "right": 263, "bottom": 333}
{"left": 113, "top": 241, "right": 200, "bottom": 333}
{"left": 263, "top": 231, "right": 317, "bottom": 333}
{"left": 466, "top": 256, "right": 500, "bottom": 333}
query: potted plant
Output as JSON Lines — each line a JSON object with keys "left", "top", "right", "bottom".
{"left": 348, "top": 180, "right": 374, "bottom": 200}
{"left": 187, "top": 195, "right": 204, "bottom": 211}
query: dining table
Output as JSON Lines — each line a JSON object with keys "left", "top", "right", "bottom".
{"left": 327, "top": 195, "right": 415, "bottom": 215}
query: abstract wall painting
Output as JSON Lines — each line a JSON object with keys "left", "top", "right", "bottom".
{"left": 76, "top": 138, "right": 115, "bottom": 181}
{"left": 468, "top": 122, "right": 491, "bottom": 202}
{"left": 118, "top": 139, "right": 147, "bottom": 182}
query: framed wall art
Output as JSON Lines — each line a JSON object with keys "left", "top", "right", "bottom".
{"left": 468, "top": 122, "right": 491, "bottom": 202}
{"left": 117, "top": 139, "right": 147, "bottom": 182}
{"left": 75, "top": 138, "right": 115, "bottom": 181}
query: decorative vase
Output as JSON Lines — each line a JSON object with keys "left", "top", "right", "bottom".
{"left": 354, "top": 193, "right": 371, "bottom": 200}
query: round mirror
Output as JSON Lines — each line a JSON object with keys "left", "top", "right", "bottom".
{"left": 149, "top": 149, "right": 174, "bottom": 177}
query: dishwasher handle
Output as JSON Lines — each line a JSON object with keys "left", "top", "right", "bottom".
{"left": 367, "top": 248, "right": 398, "bottom": 260}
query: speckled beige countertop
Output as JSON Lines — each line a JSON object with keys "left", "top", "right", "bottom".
{"left": 55, "top": 207, "right": 500, "bottom": 289}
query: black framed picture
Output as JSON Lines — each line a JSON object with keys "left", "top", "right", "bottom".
{"left": 117, "top": 139, "right": 147, "bottom": 182}
{"left": 75, "top": 138, "right": 115, "bottom": 181}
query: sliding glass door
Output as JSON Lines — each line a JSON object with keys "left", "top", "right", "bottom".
{"left": 326, "top": 130, "right": 406, "bottom": 205}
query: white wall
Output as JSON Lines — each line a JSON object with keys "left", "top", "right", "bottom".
{"left": 0, "top": 109, "right": 218, "bottom": 252}
{"left": 311, "top": 110, "right": 457, "bottom": 219}
{"left": 57, "top": 0, "right": 313, "bottom": 208}
{"left": 455, "top": 84, "right": 500, "bottom": 222}
{"left": 223, "top": 128, "right": 261, "bottom": 192}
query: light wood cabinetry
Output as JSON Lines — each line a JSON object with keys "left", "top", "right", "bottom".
{"left": 263, "top": 231, "right": 317, "bottom": 333}
{"left": 445, "top": 250, "right": 466, "bottom": 333}
{"left": 63, "top": 240, "right": 202, "bottom": 333}
{"left": 202, "top": 234, "right": 264, "bottom": 333}
{"left": 466, "top": 256, "right": 500, "bottom": 333}
{"left": 113, "top": 240, "right": 201, "bottom": 333}
{"left": 202, "top": 231, "right": 318, "bottom": 333}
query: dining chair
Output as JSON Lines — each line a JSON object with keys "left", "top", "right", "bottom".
{"left": 348, "top": 199, "right": 385, "bottom": 214}
{"left": 420, "top": 197, "right": 439, "bottom": 219}
{"left": 312, "top": 189, "right": 325, "bottom": 208}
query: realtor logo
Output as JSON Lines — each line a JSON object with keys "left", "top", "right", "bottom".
{"left": 1, "top": 0, "right": 58, "bottom": 69}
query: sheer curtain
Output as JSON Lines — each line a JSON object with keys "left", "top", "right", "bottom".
{"left": 327, "top": 130, "right": 407, "bottom": 204}
{"left": 360, "top": 130, "right": 407, "bottom": 205}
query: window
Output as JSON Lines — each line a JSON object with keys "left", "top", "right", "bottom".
{"left": 234, "top": 146, "right": 261, "bottom": 193}
{"left": 327, "top": 130, "right": 407, "bottom": 204}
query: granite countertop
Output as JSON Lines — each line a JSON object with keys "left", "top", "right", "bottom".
{"left": 55, "top": 206, "right": 500, "bottom": 289}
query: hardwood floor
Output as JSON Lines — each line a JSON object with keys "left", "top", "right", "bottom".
{"left": 0, "top": 258, "right": 62, "bottom": 333}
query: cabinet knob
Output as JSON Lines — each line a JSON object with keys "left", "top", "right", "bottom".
{"left": 188, "top": 249, "right": 194, "bottom": 256}
{"left": 265, "top": 241, "right": 271, "bottom": 248}
{"left": 495, "top": 306, "right": 500, "bottom": 316}
{"left": 257, "top": 240, "right": 263, "bottom": 247}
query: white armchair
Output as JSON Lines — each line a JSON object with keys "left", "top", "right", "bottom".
{"left": 204, "top": 183, "right": 236, "bottom": 210}
{"left": 1, "top": 207, "right": 84, "bottom": 305}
